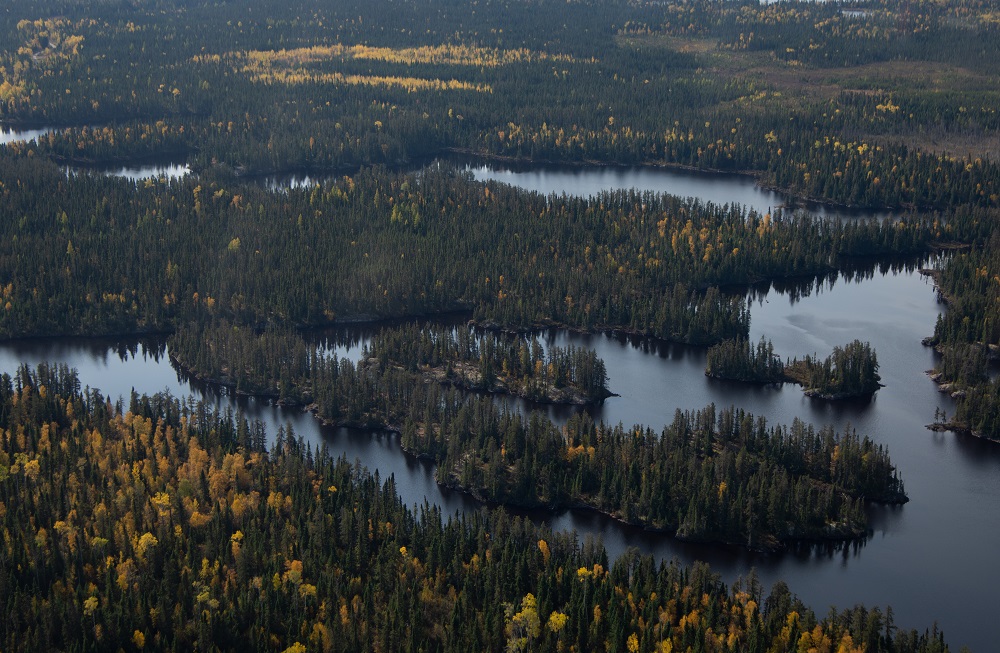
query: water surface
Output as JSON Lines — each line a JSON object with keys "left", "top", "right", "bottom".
{"left": 64, "top": 161, "right": 191, "bottom": 181}
{"left": 101, "top": 162, "right": 190, "bottom": 181}
{"left": 0, "top": 126, "right": 55, "bottom": 145}
{"left": 450, "top": 155, "right": 895, "bottom": 221}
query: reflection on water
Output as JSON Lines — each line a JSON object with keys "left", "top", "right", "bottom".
{"left": 2, "top": 125, "right": 189, "bottom": 180}
{"left": 261, "top": 173, "right": 329, "bottom": 191}
{"left": 103, "top": 162, "right": 190, "bottom": 181}
{"left": 745, "top": 256, "right": 929, "bottom": 305}
{"left": 256, "top": 154, "right": 895, "bottom": 222}
{"left": 4, "top": 125, "right": 902, "bottom": 222}
{"left": 0, "top": 143, "right": 993, "bottom": 646}
{"left": 0, "top": 126, "right": 56, "bottom": 145}
{"left": 65, "top": 161, "right": 191, "bottom": 181}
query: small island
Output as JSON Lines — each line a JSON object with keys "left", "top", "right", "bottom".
{"left": 363, "top": 323, "right": 613, "bottom": 404}
{"left": 705, "top": 336, "right": 786, "bottom": 384}
{"left": 785, "top": 340, "right": 883, "bottom": 400}
{"left": 707, "top": 338, "right": 882, "bottom": 400}
{"left": 168, "top": 321, "right": 613, "bottom": 406}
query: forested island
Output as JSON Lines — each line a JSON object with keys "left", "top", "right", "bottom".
{"left": 167, "top": 322, "right": 906, "bottom": 551}
{"left": 707, "top": 337, "right": 882, "bottom": 400}
{"left": 3, "top": 0, "right": 1000, "bottom": 647}
{"left": 706, "top": 337, "right": 788, "bottom": 384}
{"left": 786, "top": 340, "right": 882, "bottom": 400}
{"left": 169, "top": 322, "right": 611, "bottom": 405}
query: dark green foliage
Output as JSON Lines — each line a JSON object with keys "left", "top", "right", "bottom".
{"left": 0, "top": 0, "right": 995, "bottom": 372}
{"left": 706, "top": 336, "right": 786, "bottom": 383}
{"left": 168, "top": 321, "right": 312, "bottom": 402}
{"left": 923, "top": 236, "right": 1000, "bottom": 439}
{"left": 0, "top": 0, "right": 990, "bottom": 645}
{"left": 365, "top": 322, "right": 611, "bottom": 403}
{"left": 789, "top": 340, "right": 883, "bottom": 399}
{"left": 0, "top": 152, "right": 941, "bottom": 343}
{"left": 927, "top": 341, "right": 1000, "bottom": 439}
{"left": 168, "top": 321, "right": 611, "bottom": 404}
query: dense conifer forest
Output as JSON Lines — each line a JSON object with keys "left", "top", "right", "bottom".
{"left": 0, "top": 366, "right": 945, "bottom": 652}
{"left": 0, "top": 154, "right": 947, "bottom": 343}
{"left": 924, "top": 245, "right": 1000, "bottom": 440}
{"left": 786, "top": 340, "right": 882, "bottom": 399}
{"left": 707, "top": 337, "right": 881, "bottom": 399}
{"left": 3, "top": 0, "right": 1000, "bottom": 646}
{"left": 706, "top": 336, "right": 786, "bottom": 384}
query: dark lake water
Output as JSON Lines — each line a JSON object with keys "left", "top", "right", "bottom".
{"left": 0, "top": 133, "right": 993, "bottom": 649}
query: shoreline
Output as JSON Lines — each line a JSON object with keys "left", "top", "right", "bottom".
{"left": 705, "top": 363, "right": 882, "bottom": 401}
{"left": 168, "top": 347, "right": 896, "bottom": 554}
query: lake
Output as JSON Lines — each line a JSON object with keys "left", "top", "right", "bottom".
{"left": 260, "top": 154, "right": 896, "bottom": 222}
{"left": 97, "top": 162, "right": 190, "bottom": 181}
{"left": 0, "top": 124, "right": 898, "bottom": 218}
{"left": 63, "top": 159, "right": 190, "bottom": 181}
{"left": 449, "top": 155, "right": 897, "bottom": 221}
{"left": 3, "top": 263, "right": 991, "bottom": 649}
{"left": 0, "top": 133, "right": 993, "bottom": 649}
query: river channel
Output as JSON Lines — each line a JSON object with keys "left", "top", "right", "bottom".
{"left": 1, "top": 130, "right": 995, "bottom": 649}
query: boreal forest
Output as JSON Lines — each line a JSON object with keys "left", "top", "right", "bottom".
{"left": 1, "top": 0, "right": 998, "bottom": 650}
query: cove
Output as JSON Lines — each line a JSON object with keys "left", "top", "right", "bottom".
{"left": 2, "top": 265, "right": 997, "bottom": 651}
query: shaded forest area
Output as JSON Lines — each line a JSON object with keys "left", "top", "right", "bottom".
{"left": 0, "top": 154, "right": 949, "bottom": 343}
